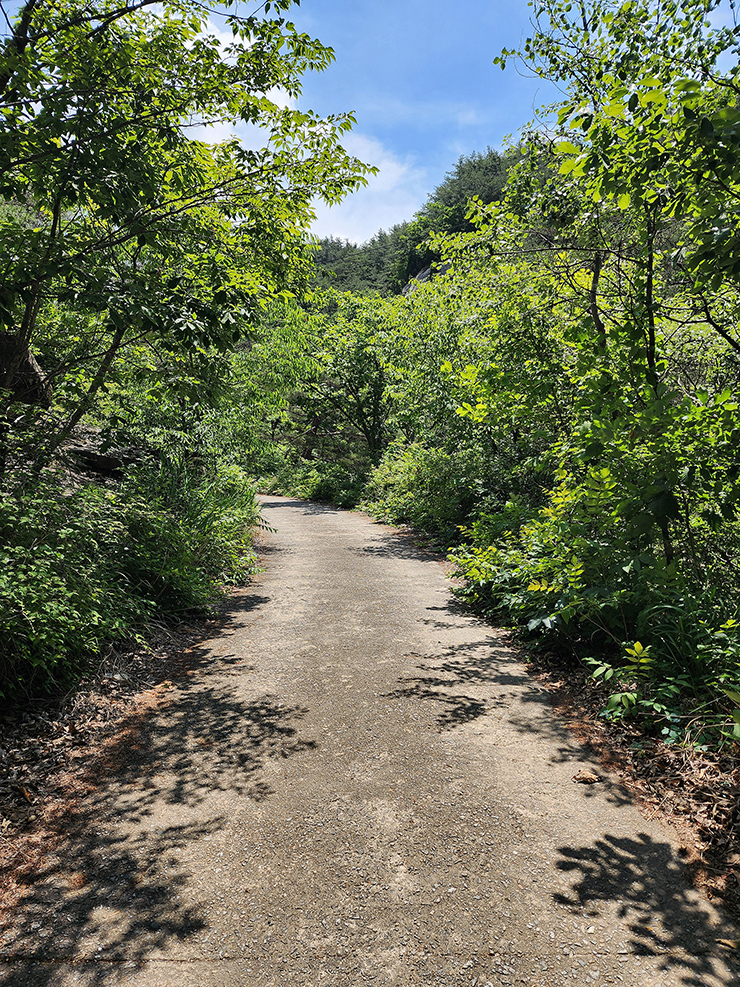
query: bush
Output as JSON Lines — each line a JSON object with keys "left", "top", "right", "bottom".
{"left": 258, "top": 457, "right": 368, "bottom": 508}
{"left": 360, "top": 441, "right": 480, "bottom": 540}
{"left": 0, "top": 461, "right": 260, "bottom": 703}
{"left": 122, "top": 457, "right": 260, "bottom": 601}
{"left": 450, "top": 472, "right": 740, "bottom": 745}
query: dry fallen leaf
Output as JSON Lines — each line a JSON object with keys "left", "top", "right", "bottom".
{"left": 572, "top": 769, "right": 600, "bottom": 785}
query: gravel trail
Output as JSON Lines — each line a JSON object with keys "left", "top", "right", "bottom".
{"left": 1, "top": 495, "right": 738, "bottom": 987}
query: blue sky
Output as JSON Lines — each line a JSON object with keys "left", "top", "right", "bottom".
{"left": 280, "top": 0, "right": 560, "bottom": 242}
{"left": 3, "top": 0, "right": 738, "bottom": 243}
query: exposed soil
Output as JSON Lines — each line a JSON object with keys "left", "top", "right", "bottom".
{"left": 0, "top": 623, "right": 217, "bottom": 842}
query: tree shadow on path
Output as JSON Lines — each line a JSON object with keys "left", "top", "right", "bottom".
{"left": 553, "top": 831, "right": 739, "bottom": 986}
{"left": 386, "top": 593, "right": 740, "bottom": 987}
{"left": 389, "top": 633, "right": 639, "bottom": 811}
{"left": 259, "top": 496, "right": 337, "bottom": 517}
{"left": 387, "top": 638, "right": 544, "bottom": 733}
{"left": 0, "top": 596, "right": 316, "bottom": 986}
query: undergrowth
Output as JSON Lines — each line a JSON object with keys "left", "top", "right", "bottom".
{"left": 449, "top": 486, "right": 740, "bottom": 750}
{"left": 0, "top": 459, "right": 260, "bottom": 705}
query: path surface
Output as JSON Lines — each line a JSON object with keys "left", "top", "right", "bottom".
{"left": 1, "top": 496, "right": 738, "bottom": 987}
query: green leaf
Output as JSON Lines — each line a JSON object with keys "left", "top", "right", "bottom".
{"left": 648, "top": 489, "right": 680, "bottom": 521}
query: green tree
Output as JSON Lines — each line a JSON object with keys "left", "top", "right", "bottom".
{"left": 247, "top": 292, "right": 392, "bottom": 462}
{"left": 0, "top": 0, "right": 370, "bottom": 478}
{"left": 424, "top": 0, "right": 740, "bottom": 735}
{"left": 489, "top": 0, "right": 740, "bottom": 549}
{"left": 389, "top": 148, "right": 516, "bottom": 290}
{"left": 311, "top": 148, "right": 517, "bottom": 296}
{"left": 501, "top": 0, "right": 740, "bottom": 346}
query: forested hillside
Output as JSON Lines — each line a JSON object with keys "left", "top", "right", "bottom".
{"left": 310, "top": 147, "right": 515, "bottom": 294}
{"left": 3, "top": 0, "right": 740, "bottom": 754}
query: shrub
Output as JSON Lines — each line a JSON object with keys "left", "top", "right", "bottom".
{"left": 360, "top": 440, "right": 480, "bottom": 540}
{"left": 450, "top": 471, "right": 740, "bottom": 744}
{"left": 258, "top": 457, "right": 368, "bottom": 508}
{"left": 0, "top": 461, "right": 259, "bottom": 703}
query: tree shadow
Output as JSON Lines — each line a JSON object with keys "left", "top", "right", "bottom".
{"left": 258, "top": 495, "right": 448, "bottom": 563}
{"left": 388, "top": 612, "right": 740, "bottom": 982}
{"left": 553, "top": 832, "right": 740, "bottom": 985}
{"left": 388, "top": 674, "right": 489, "bottom": 730}
{"left": 258, "top": 496, "right": 337, "bottom": 517}
{"left": 386, "top": 638, "right": 536, "bottom": 732}
{"left": 0, "top": 616, "right": 316, "bottom": 984}
{"left": 90, "top": 687, "right": 315, "bottom": 813}
{"left": 386, "top": 631, "right": 637, "bottom": 810}
{"left": 1, "top": 813, "right": 215, "bottom": 981}
{"left": 348, "top": 536, "right": 440, "bottom": 562}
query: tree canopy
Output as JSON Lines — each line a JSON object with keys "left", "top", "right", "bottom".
{"left": 311, "top": 147, "right": 516, "bottom": 295}
{"left": 244, "top": 0, "right": 740, "bottom": 748}
{"left": 0, "top": 0, "right": 370, "bottom": 472}
{"left": 4, "top": 0, "right": 740, "bottom": 761}
{"left": 0, "top": 0, "right": 371, "bottom": 698}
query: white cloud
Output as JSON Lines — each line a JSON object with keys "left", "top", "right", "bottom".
{"left": 196, "top": 18, "right": 297, "bottom": 109}
{"left": 200, "top": 17, "right": 238, "bottom": 54}
{"left": 354, "top": 93, "right": 498, "bottom": 131}
{"left": 311, "top": 133, "right": 429, "bottom": 245}
{"left": 266, "top": 87, "right": 296, "bottom": 111}
{"left": 186, "top": 118, "right": 430, "bottom": 246}
{"left": 456, "top": 107, "right": 481, "bottom": 127}
{"left": 185, "top": 16, "right": 295, "bottom": 142}
{"left": 187, "top": 118, "right": 237, "bottom": 144}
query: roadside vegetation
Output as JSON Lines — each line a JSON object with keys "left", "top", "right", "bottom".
{"left": 0, "top": 0, "right": 369, "bottom": 703}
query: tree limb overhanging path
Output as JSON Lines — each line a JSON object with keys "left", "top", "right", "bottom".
{"left": 1, "top": 496, "right": 738, "bottom": 987}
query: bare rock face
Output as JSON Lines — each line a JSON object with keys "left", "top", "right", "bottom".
{"left": 401, "top": 264, "right": 433, "bottom": 296}
{"left": 401, "top": 259, "right": 452, "bottom": 296}
{"left": 0, "top": 333, "right": 51, "bottom": 406}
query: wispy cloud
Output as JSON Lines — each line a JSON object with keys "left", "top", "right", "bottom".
{"left": 354, "top": 93, "right": 500, "bottom": 131}
{"left": 311, "top": 133, "right": 429, "bottom": 244}
{"left": 186, "top": 16, "right": 296, "bottom": 144}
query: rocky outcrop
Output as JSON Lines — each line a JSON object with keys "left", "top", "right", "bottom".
{"left": 63, "top": 427, "right": 149, "bottom": 480}
{"left": 401, "top": 260, "right": 452, "bottom": 296}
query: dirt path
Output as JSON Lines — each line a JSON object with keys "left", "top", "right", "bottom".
{"left": 1, "top": 496, "right": 738, "bottom": 987}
